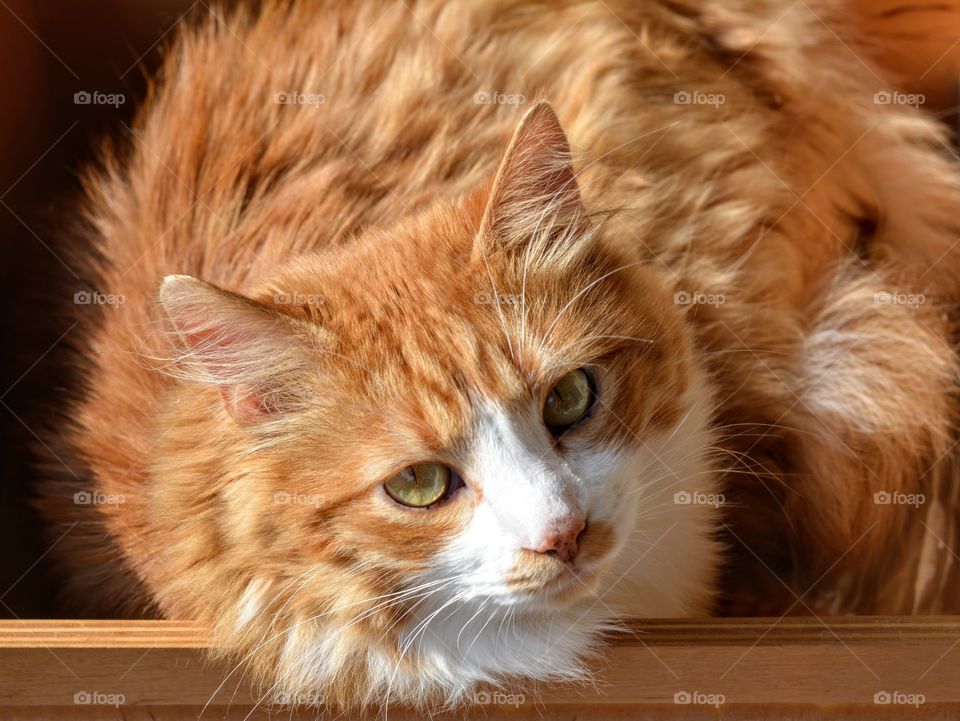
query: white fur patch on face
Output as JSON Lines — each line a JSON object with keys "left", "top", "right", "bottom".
{"left": 393, "top": 365, "right": 721, "bottom": 699}
{"left": 440, "top": 402, "right": 586, "bottom": 602}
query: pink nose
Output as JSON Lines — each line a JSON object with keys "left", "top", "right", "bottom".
{"left": 531, "top": 517, "right": 587, "bottom": 564}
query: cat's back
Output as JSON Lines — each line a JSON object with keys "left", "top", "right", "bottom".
{"left": 85, "top": 0, "right": 934, "bottom": 311}
{"left": 83, "top": 0, "right": 822, "bottom": 293}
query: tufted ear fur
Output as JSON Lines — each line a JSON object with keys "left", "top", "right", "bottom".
{"left": 474, "top": 101, "right": 589, "bottom": 265}
{"left": 159, "top": 274, "right": 312, "bottom": 424}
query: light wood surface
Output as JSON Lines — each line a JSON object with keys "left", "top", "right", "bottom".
{"left": 1, "top": 618, "right": 960, "bottom": 718}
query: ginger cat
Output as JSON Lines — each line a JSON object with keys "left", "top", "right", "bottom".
{"left": 37, "top": 0, "right": 960, "bottom": 709}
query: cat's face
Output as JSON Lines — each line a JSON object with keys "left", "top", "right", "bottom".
{"left": 158, "top": 103, "right": 717, "bottom": 704}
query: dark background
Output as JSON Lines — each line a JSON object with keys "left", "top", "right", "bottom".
{"left": 0, "top": 0, "right": 243, "bottom": 618}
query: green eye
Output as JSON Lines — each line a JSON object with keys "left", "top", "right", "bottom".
{"left": 384, "top": 463, "right": 452, "bottom": 508}
{"left": 543, "top": 368, "right": 595, "bottom": 432}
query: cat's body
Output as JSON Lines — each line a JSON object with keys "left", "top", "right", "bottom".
{"left": 38, "top": 0, "right": 960, "bottom": 708}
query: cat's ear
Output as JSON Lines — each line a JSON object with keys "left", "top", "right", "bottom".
{"left": 159, "top": 275, "right": 310, "bottom": 425}
{"left": 475, "top": 101, "right": 587, "bottom": 262}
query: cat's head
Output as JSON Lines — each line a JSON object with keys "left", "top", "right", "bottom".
{"left": 155, "top": 102, "right": 718, "bottom": 708}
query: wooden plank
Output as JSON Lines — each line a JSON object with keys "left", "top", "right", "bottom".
{"left": 2, "top": 617, "right": 960, "bottom": 648}
{"left": 0, "top": 620, "right": 211, "bottom": 648}
{"left": 0, "top": 617, "right": 958, "bottom": 713}
{"left": 4, "top": 707, "right": 960, "bottom": 721}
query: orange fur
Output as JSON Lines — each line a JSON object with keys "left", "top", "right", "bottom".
{"left": 35, "top": 0, "right": 960, "bottom": 709}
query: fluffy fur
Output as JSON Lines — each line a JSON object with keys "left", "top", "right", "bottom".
{"left": 36, "top": 0, "right": 960, "bottom": 709}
